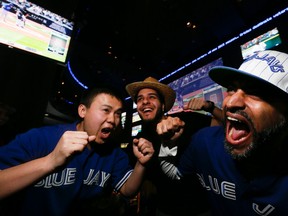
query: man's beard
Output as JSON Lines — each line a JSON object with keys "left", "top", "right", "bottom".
{"left": 141, "top": 108, "right": 163, "bottom": 124}
{"left": 224, "top": 114, "right": 288, "bottom": 160}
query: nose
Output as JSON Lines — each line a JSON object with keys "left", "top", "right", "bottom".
{"left": 106, "top": 112, "right": 116, "bottom": 125}
{"left": 225, "top": 89, "right": 246, "bottom": 110}
{"left": 142, "top": 96, "right": 150, "bottom": 104}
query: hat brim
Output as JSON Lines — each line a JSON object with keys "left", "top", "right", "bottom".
{"left": 126, "top": 81, "right": 176, "bottom": 112}
{"left": 209, "top": 66, "right": 285, "bottom": 94}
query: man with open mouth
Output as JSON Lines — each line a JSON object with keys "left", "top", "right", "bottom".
{"left": 159, "top": 50, "right": 288, "bottom": 216}
{"left": 0, "top": 86, "right": 155, "bottom": 215}
{"left": 125, "top": 76, "right": 223, "bottom": 216}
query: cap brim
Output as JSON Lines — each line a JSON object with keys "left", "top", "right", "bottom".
{"left": 209, "top": 66, "right": 283, "bottom": 93}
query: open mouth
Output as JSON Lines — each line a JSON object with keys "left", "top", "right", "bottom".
{"left": 225, "top": 113, "right": 253, "bottom": 151}
{"left": 142, "top": 107, "right": 153, "bottom": 113}
{"left": 100, "top": 127, "right": 113, "bottom": 139}
{"left": 140, "top": 107, "right": 155, "bottom": 119}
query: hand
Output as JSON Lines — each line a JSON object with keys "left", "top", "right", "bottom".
{"left": 184, "top": 97, "right": 207, "bottom": 111}
{"left": 48, "top": 131, "right": 96, "bottom": 168}
{"left": 156, "top": 116, "right": 185, "bottom": 147}
{"left": 132, "top": 138, "right": 154, "bottom": 165}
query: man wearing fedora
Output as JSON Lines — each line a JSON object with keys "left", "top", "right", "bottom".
{"left": 125, "top": 77, "right": 222, "bottom": 216}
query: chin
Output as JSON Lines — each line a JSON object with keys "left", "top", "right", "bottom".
{"left": 95, "top": 139, "right": 105, "bottom": 144}
{"left": 145, "top": 116, "right": 155, "bottom": 121}
{"left": 225, "top": 141, "right": 254, "bottom": 160}
{"left": 230, "top": 150, "right": 249, "bottom": 160}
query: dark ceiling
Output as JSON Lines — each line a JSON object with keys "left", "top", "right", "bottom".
{"left": 49, "top": 0, "right": 287, "bottom": 75}
{"left": 33, "top": 0, "right": 287, "bottom": 80}
{"left": 38, "top": 0, "right": 287, "bottom": 114}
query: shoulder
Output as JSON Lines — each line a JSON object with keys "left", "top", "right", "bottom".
{"left": 182, "top": 126, "right": 224, "bottom": 156}
{"left": 28, "top": 122, "right": 76, "bottom": 134}
{"left": 12, "top": 123, "right": 77, "bottom": 144}
{"left": 191, "top": 126, "right": 224, "bottom": 149}
{"left": 194, "top": 125, "right": 223, "bottom": 137}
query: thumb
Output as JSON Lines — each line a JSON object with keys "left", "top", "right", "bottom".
{"left": 88, "top": 135, "right": 96, "bottom": 142}
{"left": 133, "top": 138, "right": 139, "bottom": 145}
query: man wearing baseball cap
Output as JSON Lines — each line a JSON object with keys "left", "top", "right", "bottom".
{"left": 160, "top": 50, "right": 288, "bottom": 215}
{"left": 125, "top": 77, "right": 222, "bottom": 216}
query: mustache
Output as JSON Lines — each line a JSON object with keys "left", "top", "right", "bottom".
{"left": 223, "top": 108, "right": 253, "bottom": 125}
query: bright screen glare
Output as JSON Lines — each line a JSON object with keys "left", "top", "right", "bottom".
{"left": 0, "top": 0, "right": 74, "bottom": 63}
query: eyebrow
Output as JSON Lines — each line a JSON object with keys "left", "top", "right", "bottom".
{"left": 137, "top": 92, "right": 159, "bottom": 97}
{"left": 101, "top": 104, "right": 123, "bottom": 112}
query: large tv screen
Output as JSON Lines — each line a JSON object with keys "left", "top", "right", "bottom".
{"left": 0, "top": 0, "right": 74, "bottom": 63}
{"left": 240, "top": 27, "right": 281, "bottom": 60}
{"left": 167, "top": 58, "right": 226, "bottom": 115}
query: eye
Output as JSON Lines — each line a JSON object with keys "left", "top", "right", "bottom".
{"left": 226, "top": 85, "right": 236, "bottom": 93}
{"left": 241, "top": 83, "right": 265, "bottom": 97}
{"left": 115, "top": 111, "right": 122, "bottom": 117}
{"left": 149, "top": 95, "right": 157, "bottom": 100}
{"left": 103, "top": 108, "right": 110, "bottom": 113}
{"left": 136, "top": 97, "right": 143, "bottom": 103}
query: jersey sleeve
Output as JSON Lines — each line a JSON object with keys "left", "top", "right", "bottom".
{"left": 110, "top": 148, "right": 133, "bottom": 192}
{"left": 159, "top": 144, "right": 181, "bottom": 180}
{"left": 0, "top": 124, "right": 70, "bottom": 170}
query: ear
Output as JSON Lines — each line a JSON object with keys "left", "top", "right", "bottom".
{"left": 78, "top": 104, "right": 87, "bottom": 118}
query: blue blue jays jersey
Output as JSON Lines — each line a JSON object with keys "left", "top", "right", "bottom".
{"left": 178, "top": 126, "right": 288, "bottom": 216}
{"left": 0, "top": 123, "right": 133, "bottom": 215}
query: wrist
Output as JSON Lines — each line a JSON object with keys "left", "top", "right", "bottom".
{"left": 203, "top": 101, "right": 215, "bottom": 113}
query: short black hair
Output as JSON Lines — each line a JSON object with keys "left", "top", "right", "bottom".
{"left": 80, "top": 87, "right": 124, "bottom": 108}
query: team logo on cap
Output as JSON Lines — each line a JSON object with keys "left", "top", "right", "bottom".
{"left": 246, "top": 52, "right": 285, "bottom": 73}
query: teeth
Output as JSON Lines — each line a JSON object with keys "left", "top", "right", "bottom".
{"left": 144, "top": 108, "right": 152, "bottom": 112}
{"left": 227, "top": 116, "right": 241, "bottom": 123}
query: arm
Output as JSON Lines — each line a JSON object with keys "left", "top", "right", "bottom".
{"left": 184, "top": 98, "right": 223, "bottom": 125}
{"left": 119, "top": 137, "right": 154, "bottom": 197}
{"left": 155, "top": 116, "right": 184, "bottom": 180}
{"left": 158, "top": 144, "right": 181, "bottom": 180}
{"left": 0, "top": 155, "right": 56, "bottom": 199}
{"left": 0, "top": 131, "right": 96, "bottom": 199}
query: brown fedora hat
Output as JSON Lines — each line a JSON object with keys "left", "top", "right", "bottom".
{"left": 126, "top": 77, "right": 176, "bottom": 112}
